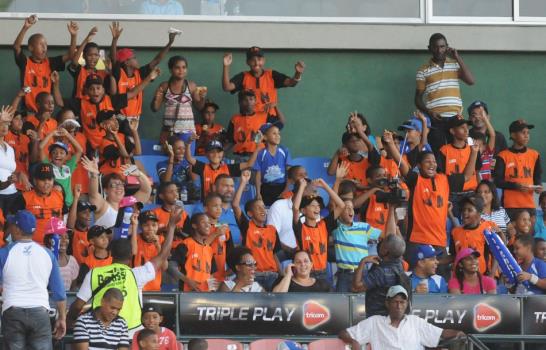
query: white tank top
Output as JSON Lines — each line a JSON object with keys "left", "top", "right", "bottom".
{"left": 94, "top": 204, "right": 118, "bottom": 228}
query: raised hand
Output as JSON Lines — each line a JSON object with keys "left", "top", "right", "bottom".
{"left": 240, "top": 169, "right": 251, "bottom": 183}
{"left": 110, "top": 21, "right": 123, "bottom": 39}
{"left": 24, "top": 15, "right": 37, "bottom": 28}
{"left": 295, "top": 61, "right": 305, "bottom": 74}
{"left": 81, "top": 156, "right": 99, "bottom": 174}
{"left": 168, "top": 31, "right": 177, "bottom": 45}
{"left": 164, "top": 141, "right": 174, "bottom": 158}
{"left": 51, "top": 71, "right": 60, "bottom": 85}
{"left": 336, "top": 162, "right": 349, "bottom": 179}
{"left": 169, "top": 205, "right": 184, "bottom": 225}
{"left": 150, "top": 67, "right": 161, "bottom": 80}
{"left": 87, "top": 26, "right": 98, "bottom": 39}
{"left": 223, "top": 53, "right": 233, "bottom": 66}
{"left": 67, "top": 21, "right": 79, "bottom": 36}
{"left": 382, "top": 130, "right": 394, "bottom": 144}
{"left": 311, "top": 178, "right": 327, "bottom": 189}
{"left": 128, "top": 118, "right": 139, "bottom": 132}
{"left": 73, "top": 184, "right": 82, "bottom": 201}
{"left": 0, "top": 105, "right": 16, "bottom": 122}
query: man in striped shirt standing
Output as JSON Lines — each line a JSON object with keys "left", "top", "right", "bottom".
{"left": 73, "top": 288, "right": 130, "bottom": 350}
{"left": 415, "top": 33, "right": 475, "bottom": 152}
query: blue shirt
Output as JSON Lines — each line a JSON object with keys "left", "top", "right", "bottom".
{"left": 253, "top": 145, "right": 292, "bottom": 184}
{"left": 407, "top": 272, "right": 448, "bottom": 293}
{"left": 157, "top": 159, "right": 192, "bottom": 189}
{"left": 534, "top": 210, "right": 546, "bottom": 240}
{"left": 524, "top": 257, "right": 546, "bottom": 295}
{"left": 333, "top": 221, "right": 380, "bottom": 269}
{"left": 140, "top": 0, "right": 184, "bottom": 15}
{"left": 190, "top": 203, "right": 241, "bottom": 245}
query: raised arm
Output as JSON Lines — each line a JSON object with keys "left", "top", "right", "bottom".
{"left": 292, "top": 178, "right": 306, "bottom": 225}
{"left": 128, "top": 118, "right": 141, "bottom": 156}
{"left": 67, "top": 184, "right": 81, "bottom": 230}
{"left": 13, "top": 15, "right": 36, "bottom": 57}
{"left": 222, "top": 53, "right": 236, "bottom": 92}
{"left": 109, "top": 21, "right": 123, "bottom": 64}
{"left": 126, "top": 68, "right": 161, "bottom": 100}
{"left": 60, "top": 128, "right": 83, "bottom": 161}
{"left": 64, "top": 21, "right": 79, "bottom": 63}
{"left": 313, "top": 178, "right": 345, "bottom": 218}
{"left": 283, "top": 61, "right": 305, "bottom": 87}
{"left": 38, "top": 129, "right": 58, "bottom": 161}
{"left": 383, "top": 130, "right": 410, "bottom": 177}
{"left": 149, "top": 206, "right": 183, "bottom": 269}
{"left": 129, "top": 211, "right": 139, "bottom": 257}
{"left": 183, "top": 133, "right": 197, "bottom": 166}
{"left": 81, "top": 156, "right": 106, "bottom": 212}
{"left": 189, "top": 81, "right": 206, "bottom": 111}
{"left": 352, "top": 255, "right": 381, "bottom": 292}
{"left": 233, "top": 170, "right": 251, "bottom": 221}
{"left": 327, "top": 148, "right": 344, "bottom": 176}
{"left": 120, "top": 164, "right": 152, "bottom": 204}
{"left": 448, "top": 47, "right": 475, "bottom": 85}
{"left": 482, "top": 115, "right": 496, "bottom": 152}
{"left": 148, "top": 32, "right": 177, "bottom": 69}
{"left": 71, "top": 26, "right": 98, "bottom": 66}
{"left": 50, "top": 71, "right": 64, "bottom": 107}
{"left": 10, "top": 89, "right": 26, "bottom": 112}
{"left": 239, "top": 132, "right": 263, "bottom": 170}
{"left": 272, "top": 263, "right": 294, "bottom": 293}
{"left": 415, "top": 110, "right": 429, "bottom": 149}
{"left": 463, "top": 144, "right": 479, "bottom": 182}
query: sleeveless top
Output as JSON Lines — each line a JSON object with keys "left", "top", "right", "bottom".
{"left": 163, "top": 80, "right": 195, "bottom": 133}
{"left": 94, "top": 203, "right": 118, "bottom": 228}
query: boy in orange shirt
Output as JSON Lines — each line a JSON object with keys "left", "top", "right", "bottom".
{"left": 75, "top": 225, "right": 113, "bottom": 286}
{"left": 195, "top": 101, "right": 226, "bottom": 155}
{"left": 152, "top": 181, "right": 190, "bottom": 244}
{"left": 67, "top": 189, "right": 96, "bottom": 265}
{"left": 4, "top": 110, "right": 32, "bottom": 191}
{"left": 222, "top": 46, "right": 304, "bottom": 116}
{"left": 13, "top": 15, "right": 76, "bottom": 112}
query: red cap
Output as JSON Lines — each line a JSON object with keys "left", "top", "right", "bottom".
{"left": 45, "top": 217, "right": 67, "bottom": 235}
{"left": 116, "top": 48, "right": 135, "bottom": 63}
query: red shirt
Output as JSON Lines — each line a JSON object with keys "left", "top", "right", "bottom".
{"left": 131, "top": 327, "right": 178, "bottom": 350}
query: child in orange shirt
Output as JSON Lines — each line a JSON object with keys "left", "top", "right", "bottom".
{"left": 4, "top": 110, "right": 32, "bottom": 191}
{"left": 195, "top": 101, "right": 226, "bottom": 156}
{"left": 67, "top": 185, "right": 95, "bottom": 265}
{"left": 75, "top": 225, "right": 113, "bottom": 286}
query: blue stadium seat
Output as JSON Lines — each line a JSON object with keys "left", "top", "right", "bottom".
{"left": 142, "top": 203, "right": 159, "bottom": 212}
{"left": 292, "top": 157, "right": 335, "bottom": 184}
{"left": 134, "top": 155, "right": 168, "bottom": 184}
{"left": 195, "top": 156, "right": 208, "bottom": 164}
{"left": 139, "top": 139, "right": 163, "bottom": 155}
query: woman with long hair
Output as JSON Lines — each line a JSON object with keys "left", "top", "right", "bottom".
{"left": 272, "top": 250, "right": 331, "bottom": 292}
{"left": 448, "top": 248, "right": 496, "bottom": 294}
{"left": 476, "top": 180, "right": 510, "bottom": 233}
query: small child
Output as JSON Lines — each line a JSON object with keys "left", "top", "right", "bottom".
{"left": 20, "top": 90, "right": 58, "bottom": 140}
{"left": 4, "top": 110, "right": 32, "bottom": 191}
{"left": 468, "top": 111, "right": 495, "bottom": 181}
{"left": 222, "top": 46, "right": 304, "bottom": 116}
{"left": 169, "top": 213, "right": 214, "bottom": 292}
{"left": 151, "top": 55, "right": 206, "bottom": 144}
{"left": 111, "top": 21, "right": 177, "bottom": 120}
{"left": 67, "top": 187, "right": 96, "bottom": 264}
{"left": 152, "top": 182, "right": 190, "bottom": 241}
{"left": 233, "top": 170, "right": 281, "bottom": 291}
{"left": 254, "top": 122, "right": 292, "bottom": 206}
{"left": 135, "top": 329, "right": 159, "bottom": 350}
{"left": 534, "top": 238, "right": 546, "bottom": 262}
{"left": 507, "top": 209, "right": 533, "bottom": 247}
{"left": 195, "top": 101, "right": 226, "bottom": 156}
{"left": 131, "top": 305, "right": 177, "bottom": 350}
{"left": 293, "top": 178, "right": 346, "bottom": 281}
{"left": 95, "top": 110, "right": 136, "bottom": 176}
{"left": 157, "top": 136, "right": 196, "bottom": 203}
{"left": 396, "top": 112, "right": 431, "bottom": 169}
{"left": 494, "top": 120, "right": 542, "bottom": 218}
{"left": 76, "top": 225, "right": 114, "bottom": 286}
{"left": 39, "top": 128, "right": 83, "bottom": 207}
{"left": 130, "top": 211, "right": 167, "bottom": 292}
{"left": 185, "top": 138, "right": 258, "bottom": 198}
{"left": 513, "top": 234, "right": 546, "bottom": 294}
{"left": 204, "top": 193, "right": 233, "bottom": 287}
{"left": 354, "top": 165, "right": 391, "bottom": 233}
{"left": 13, "top": 15, "right": 76, "bottom": 112}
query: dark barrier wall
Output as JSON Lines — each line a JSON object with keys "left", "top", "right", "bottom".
{"left": 0, "top": 47, "right": 545, "bottom": 165}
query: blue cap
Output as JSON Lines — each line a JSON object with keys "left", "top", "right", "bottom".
{"left": 414, "top": 244, "right": 442, "bottom": 262}
{"left": 48, "top": 141, "right": 69, "bottom": 154}
{"left": 6, "top": 210, "right": 36, "bottom": 236}
{"left": 259, "top": 122, "right": 277, "bottom": 135}
{"left": 205, "top": 140, "right": 224, "bottom": 152}
{"left": 467, "top": 100, "right": 488, "bottom": 115}
{"left": 398, "top": 116, "right": 430, "bottom": 133}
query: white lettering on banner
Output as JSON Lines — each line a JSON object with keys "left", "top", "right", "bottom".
{"left": 196, "top": 306, "right": 296, "bottom": 322}
{"left": 412, "top": 309, "right": 467, "bottom": 324}
{"left": 534, "top": 312, "right": 546, "bottom": 323}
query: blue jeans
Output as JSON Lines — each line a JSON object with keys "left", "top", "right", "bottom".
{"left": 2, "top": 306, "right": 53, "bottom": 350}
{"left": 336, "top": 269, "right": 355, "bottom": 293}
{"left": 254, "top": 271, "right": 279, "bottom": 292}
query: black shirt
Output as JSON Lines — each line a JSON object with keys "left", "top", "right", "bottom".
{"left": 272, "top": 277, "right": 332, "bottom": 292}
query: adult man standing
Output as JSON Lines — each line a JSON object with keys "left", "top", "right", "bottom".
{"left": 415, "top": 33, "right": 475, "bottom": 151}
{"left": 191, "top": 174, "right": 242, "bottom": 244}
{"left": 407, "top": 245, "right": 448, "bottom": 294}
{"left": 467, "top": 100, "right": 508, "bottom": 155}
{"left": 0, "top": 210, "right": 67, "bottom": 349}
{"left": 73, "top": 288, "right": 130, "bottom": 350}
{"left": 68, "top": 207, "right": 183, "bottom": 335}
{"left": 339, "top": 285, "right": 464, "bottom": 350}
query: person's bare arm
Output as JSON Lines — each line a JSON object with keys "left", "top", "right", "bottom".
{"left": 233, "top": 170, "right": 251, "bottom": 221}
{"left": 189, "top": 80, "right": 206, "bottom": 111}
{"left": 128, "top": 118, "right": 141, "bottom": 156}
{"left": 151, "top": 82, "right": 168, "bottom": 112}
{"left": 148, "top": 32, "right": 177, "bottom": 68}
{"left": 383, "top": 204, "right": 400, "bottom": 239}
{"left": 149, "top": 206, "right": 184, "bottom": 269}
{"left": 254, "top": 171, "right": 263, "bottom": 201}
{"left": 126, "top": 68, "right": 161, "bottom": 100}
{"left": 383, "top": 130, "right": 410, "bottom": 177}
{"left": 240, "top": 133, "right": 263, "bottom": 170}
{"left": 448, "top": 47, "right": 475, "bottom": 85}
{"left": 415, "top": 110, "right": 429, "bottom": 149}
{"left": 283, "top": 61, "right": 305, "bottom": 87}
{"left": 110, "top": 131, "right": 130, "bottom": 158}
{"left": 81, "top": 156, "right": 106, "bottom": 213}
{"left": 353, "top": 187, "right": 380, "bottom": 209}
{"left": 463, "top": 144, "right": 479, "bottom": 182}
{"left": 38, "top": 129, "right": 57, "bottom": 161}
{"left": 67, "top": 297, "right": 86, "bottom": 328}
{"left": 10, "top": 89, "right": 26, "bottom": 112}
{"left": 109, "top": 21, "right": 122, "bottom": 64}
{"left": 441, "top": 329, "right": 465, "bottom": 341}
{"left": 327, "top": 149, "right": 344, "bottom": 176}
{"left": 352, "top": 255, "right": 381, "bottom": 292}
{"left": 130, "top": 212, "right": 139, "bottom": 256}
{"left": 314, "top": 178, "right": 345, "bottom": 218}
{"left": 292, "top": 178, "right": 306, "bottom": 225}
{"left": 222, "top": 53, "right": 236, "bottom": 92}
{"left": 50, "top": 71, "right": 64, "bottom": 107}
{"left": 64, "top": 21, "right": 79, "bottom": 63}
{"left": 13, "top": 15, "right": 36, "bottom": 57}
{"left": 184, "top": 133, "right": 197, "bottom": 166}
{"left": 272, "top": 263, "right": 293, "bottom": 293}
{"left": 120, "top": 164, "right": 152, "bottom": 203}
{"left": 71, "top": 27, "right": 98, "bottom": 66}
{"left": 73, "top": 342, "right": 89, "bottom": 350}
{"left": 53, "top": 300, "right": 67, "bottom": 339}
{"left": 67, "top": 185, "right": 81, "bottom": 229}
{"left": 60, "top": 128, "right": 83, "bottom": 161}
{"left": 338, "top": 330, "right": 362, "bottom": 350}
{"left": 483, "top": 115, "right": 496, "bottom": 152}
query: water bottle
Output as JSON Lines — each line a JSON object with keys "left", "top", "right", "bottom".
{"left": 119, "top": 207, "right": 133, "bottom": 239}
{"left": 52, "top": 234, "right": 60, "bottom": 259}
{"left": 181, "top": 185, "right": 188, "bottom": 202}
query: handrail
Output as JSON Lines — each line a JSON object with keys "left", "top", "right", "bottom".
{"left": 467, "top": 334, "right": 490, "bottom": 350}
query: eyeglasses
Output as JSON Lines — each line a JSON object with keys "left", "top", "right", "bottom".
{"left": 238, "top": 261, "right": 257, "bottom": 267}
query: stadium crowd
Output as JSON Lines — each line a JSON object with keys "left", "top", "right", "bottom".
{"left": 0, "top": 15, "right": 544, "bottom": 350}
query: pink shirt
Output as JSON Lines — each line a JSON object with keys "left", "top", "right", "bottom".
{"left": 131, "top": 327, "right": 179, "bottom": 350}
{"left": 448, "top": 275, "right": 497, "bottom": 294}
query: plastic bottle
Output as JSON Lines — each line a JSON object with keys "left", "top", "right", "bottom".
{"left": 51, "top": 234, "right": 60, "bottom": 259}
{"left": 181, "top": 186, "right": 188, "bottom": 202}
{"left": 118, "top": 207, "right": 133, "bottom": 239}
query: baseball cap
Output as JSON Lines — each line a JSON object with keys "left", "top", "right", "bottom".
{"left": 206, "top": 140, "right": 224, "bottom": 152}
{"left": 119, "top": 196, "right": 144, "bottom": 209}
{"left": 139, "top": 210, "right": 158, "bottom": 224}
{"left": 300, "top": 194, "right": 325, "bottom": 209}
{"left": 454, "top": 247, "right": 480, "bottom": 267}
{"left": 84, "top": 74, "right": 103, "bottom": 89}
{"left": 459, "top": 194, "right": 485, "bottom": 213}
{"left": 509, "top": 119, "right": 535, "bottom": 133}
{"left": 116, "top": 48, "right": 135, "bottom": 63}
{"left": 259, "top": 122, "right": 278, "bottom": 135}
{"left": 398, "top": 119, "right": 423, "bottom": 133}
{"left": 45, "top": 217, "right": 67, "bottom": 235}
{"left": 77, "top": 201, "right": 97, "bottom": 212}
{"left": 467, "top": 100, "right": 489, "bottom": 115}
{"left": 246, "top": 46, "right": 264, "bottom": 60}
{"left": 48, "top": 141, "right": 69, "bottom": 154}
{"left": 33, "top": 163, "right": 55, "bottom": 180}
{"left": 96, "top": 110, "right": 116, "bottom": 125}
{"left": 386, "top": 285, "right": 408, "bottom": 299}
{"left": 142, "top": 304, "right": 163, "bottom": 315}
{"left": 87, "top": 225, "right": 112, "bottom": 240}
{"left": 276, "top": 341, "right": 303, "bottom": 350}
{"left": 446, "top": 114, "right": 472, "bottom": 129}
{"left": 60, "top": 119, "right": 81, "bottom": 129}
{"left": 6, "top": 210, "right": 36, "bottom": 236}
{"left": 413, "top": 244, "right": 442, "bottom": 263}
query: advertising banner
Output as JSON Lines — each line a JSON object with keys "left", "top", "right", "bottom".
{"left": 351, "top": 294, "right": 521, "bottom": 334}
{"left": 178, "top": 292, "right": 351, "bottom": 336}
{"left": 522, "top": 295, "right": 546, "bottom": 335}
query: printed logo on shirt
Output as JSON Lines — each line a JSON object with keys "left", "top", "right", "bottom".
{"left": 302, "top": 301, "right": 330, "bottom": 330}
{"left": 473, "top": 303, "right": 501, "bottom": 332}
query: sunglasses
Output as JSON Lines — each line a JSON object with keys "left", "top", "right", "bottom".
{"left": 238, "top": 261, "right": 257, "bottom": 267}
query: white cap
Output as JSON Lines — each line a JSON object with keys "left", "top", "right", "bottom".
{"left": 386, "top": 285, "right": 408, "bottom": 299}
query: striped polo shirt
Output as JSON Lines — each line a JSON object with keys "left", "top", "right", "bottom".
{"left": 416, "top": 57, "right": 462, "bottom": 118}
{"left": 73, "top": 311, "right": 130, "bottom": 349}
{"left": 333, "top": 221, "right": 381, "bottom": 270}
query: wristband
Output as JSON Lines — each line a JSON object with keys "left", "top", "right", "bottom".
{"left": 530, "top": 274, "right": 539, "bottom": 285}
{"left": 293, "top": 77, "right": 301, "bottom": 82}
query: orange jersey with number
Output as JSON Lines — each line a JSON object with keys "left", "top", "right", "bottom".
{"left": 201, "top": 163, "right": 230, "bottom": 198}
{"left": 23, "top": 189, "right": 64, "bottom": 245}
{"left": 75, "top": 67, "right": 109, "bottom": 99}
{"left": 23, "top": 57, "right": 53, "bottom": 112}
{"left": 498, "top": 148, "right": 540, "bottom": 209}
{"left": 452, "top": 220, "right": 498, "bottom": 274}
{"left": 230, "top": 113, "right": 267, "bottom": 154}
{"left": 117, "top": 68, "right": 142, "bottom": 117}
{"left": 299, "top": 221, "right": 329, "bottom": 271}
{"left": 242, "top": 70, "right": 278, "bottom": 115}
{"left": 243, "top": 221, "right": 278, "bottom": 272}
{"left": 440, "top": 144, "right": 478, "bottom": 191}
{"left": 80, "top": 96, "right": 112, "bottom": 149}
{"left": 181, "top": 237, "right": 213, "bottom": 292}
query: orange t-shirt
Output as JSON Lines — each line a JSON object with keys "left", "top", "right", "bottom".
{"left": 21, "top": 57, "right": 54, "bottom": 112}
{"left": 229, "top": 112, "right": 267, "bottom": 154}
{"left": 74, "top": 67, "right": 109, "bottom": 99}
{"left": 297, "top": 220, "right": 329, "bottom": 271}
{"left": 452, "top": 220, "right": 498, "bottom": 274}
{"left": 117, "top": 68, "right": 143, "bottom": 117}
{"left": 23, "top": 189, "right": 64, "bottom": 245}
{"left": 135, "top": 235, "right": 165, "bottom": 291}
{"left": 5, "top": 131, "right": 31, "bottom": 191}
{"left": 242, "top": 220, "right": 278, "bottom": 272}
{"left": 210, "top": 224, "right": 231, "bottom": 282}
{"left": 440, "top": 144, "right": 478, "bottom": 191}
{"left": 497, "top": 148, "right": 540, "bottom": 209}
{"left": 180, "top": 237, "right": 213, "bottom": 292}
{"left": 242, "top": 70, "right": 278, "bottom": 115}
{"left": 365, "top": 193, "right": 389, "bottom": 233}
{"left": 72, "top": 228, "right": 89, "bottom": 264}
{"left": 83, "top": 252, "right": 113, "bottom": 269}
{"left": 26, "top": 115, "right": 58, "bottom": 140}
{"left": 70, "top": 132, "right": 89, "bottom": 194}
{"left": 195, "top": 123, "right": 225, "bottom": 156}
{"left": 340, "top": 156, "right": 369, "bottom": 188}
{"left": 98, "top": 133, "right": 128, "bottom": 176}
{"left": 79, "top": 96, "right": 112, "bottom": 149}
